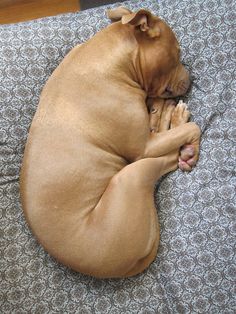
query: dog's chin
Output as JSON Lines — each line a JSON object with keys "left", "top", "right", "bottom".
{"left": 149, "top": 91, "right": 176, "bottom": 99}
{"left": 158, "top": 88, "right": 188, "bottom": 99}
{"left": 148, "top": 86, "right": 177, "bottom": 99}
{"left": 148, "top": 83, "right": 188, "bottom": 98}
{"left": 159, "top": 93, "right": 176, "bottom": 99}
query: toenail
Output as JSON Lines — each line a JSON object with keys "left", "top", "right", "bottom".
{"left": 187, "top": 158, "right": 196, "bottom": 166}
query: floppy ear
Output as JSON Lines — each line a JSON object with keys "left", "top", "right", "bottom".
{"left": 106, "top": 7, "right": 132, "bottom": 22}
{"left": 121, "top": 9, "right": 161, "bottom": 38}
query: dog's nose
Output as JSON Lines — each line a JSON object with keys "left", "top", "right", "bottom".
{"left": 177, "top": 68, "right": 190, "bottom": 95}
{"left": 177, "top": 78, "right": 190, "bottom": 95}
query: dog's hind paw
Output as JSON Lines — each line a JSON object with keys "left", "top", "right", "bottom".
{"left": 178, "top": 144, "right": 198, "bottom": 171}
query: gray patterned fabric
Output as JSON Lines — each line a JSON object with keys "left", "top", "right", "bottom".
{"left": 0, "top": 0, "right": 235, "bottom": 312}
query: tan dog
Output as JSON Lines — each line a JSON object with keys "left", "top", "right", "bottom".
{"left": 20, "top": 7, "right": 200, "bottom": 278}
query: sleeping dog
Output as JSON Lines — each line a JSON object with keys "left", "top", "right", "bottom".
{"left": 20, "top": 7, "right": 200, "bottom": 278}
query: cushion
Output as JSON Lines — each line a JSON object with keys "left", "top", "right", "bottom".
{"left": 0, "top": 0, "right": 235, "bottom": 312}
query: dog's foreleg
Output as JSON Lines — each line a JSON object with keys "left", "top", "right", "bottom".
{"left": 145, "top": 101, "right": 200, "bottom": 170}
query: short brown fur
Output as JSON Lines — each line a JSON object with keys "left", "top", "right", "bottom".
{"left": 20, "top": 8, "right": 200, "bottom": 278}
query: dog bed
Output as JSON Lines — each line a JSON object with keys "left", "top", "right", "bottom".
{"left": 0, "top": 0, "right": 235, "bottom": 312}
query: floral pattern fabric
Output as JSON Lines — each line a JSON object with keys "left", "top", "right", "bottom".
{"left": 0, "top": 0, "right": 235, "bottom": 313}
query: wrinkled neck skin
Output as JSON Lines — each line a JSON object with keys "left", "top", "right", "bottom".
{"left": 112, "top": 24, "right": 155, "bottom": 95}
{"left": 134, "top": 45, "right": 154, "bottom": 94}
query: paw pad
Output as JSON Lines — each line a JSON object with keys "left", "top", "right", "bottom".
{"left": 179, "top": 144, "right": 198, "bottom": 171}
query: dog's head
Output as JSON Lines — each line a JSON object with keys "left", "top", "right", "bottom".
{"left": 107, "top": 7, "right": 190, "bottom": 98}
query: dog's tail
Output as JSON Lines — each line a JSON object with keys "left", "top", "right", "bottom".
{"left": 106, "top": 6, "right": 132, "bottom": 22}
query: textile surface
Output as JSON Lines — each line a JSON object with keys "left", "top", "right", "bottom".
{"left": 0, "top": 0, "right": 235, "bottom": 312}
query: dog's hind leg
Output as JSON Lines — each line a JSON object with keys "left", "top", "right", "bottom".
{"left": 83, "top": 152, "right": 178, "bottom": 278}
{"left": 77, "top": 102, "right": 200, "bottom": 278}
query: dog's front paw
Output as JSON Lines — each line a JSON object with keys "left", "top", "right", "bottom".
{"left": 171, "top": 100, "right": 190, "bottom": 129}
{"left": 171, "top": 101, "right": 200, "bottom": 171}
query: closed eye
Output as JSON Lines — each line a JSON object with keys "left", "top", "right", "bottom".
{"left": 165, "top": 86, "right": 173, "bottom": 95}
